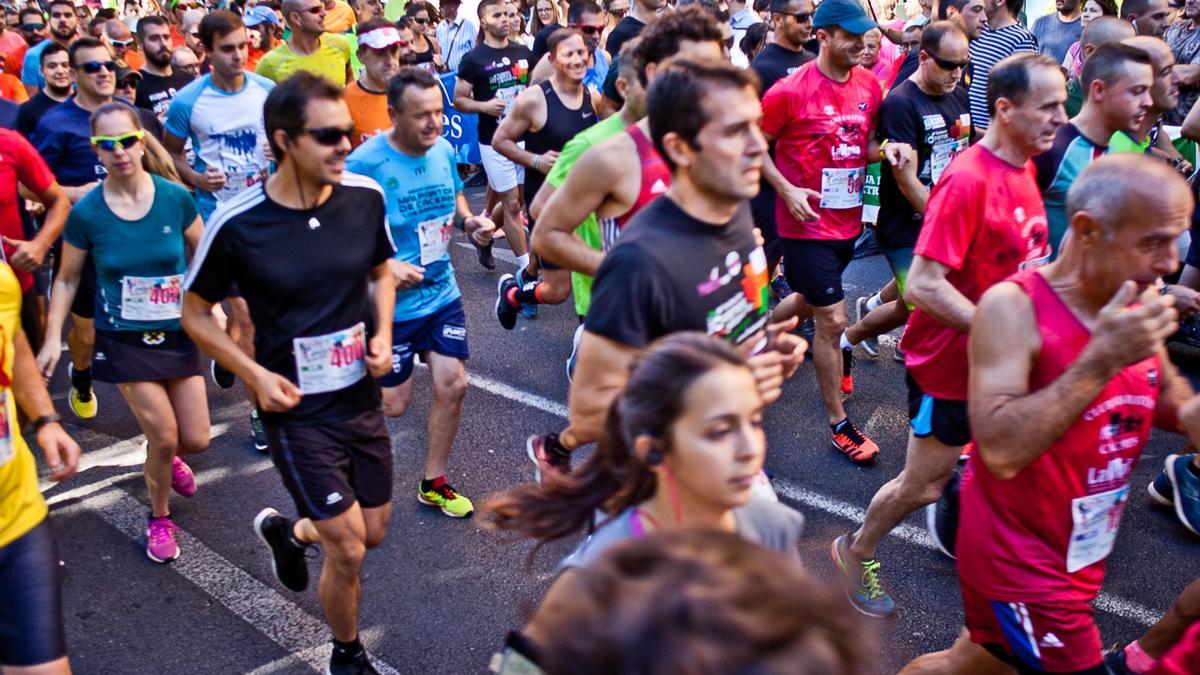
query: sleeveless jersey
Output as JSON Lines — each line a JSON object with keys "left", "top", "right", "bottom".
{"left": 523, "top": 80, "right": 596, "bottom": 215}
{"left": 599, "top": 124, "right": 671, "bottom": 251}
{"left": 957, "top": 269, "right": 1160, "bottom": 603}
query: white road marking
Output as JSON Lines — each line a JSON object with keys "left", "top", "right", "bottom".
{"left": 246, "top": 626, "right": 397, "bottom": 675}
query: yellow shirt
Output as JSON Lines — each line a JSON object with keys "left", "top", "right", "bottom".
{"left": 323, "top": 1, "right": 357, "bottom": 34}
{"left": 0, "top": 263, "right": 44, "bottom": 548}
{"left": 255, "top": 33, "right": 352, "bottom": 86}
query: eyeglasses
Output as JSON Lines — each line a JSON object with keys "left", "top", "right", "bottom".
{"left": 923, "top": 50, "right": 969, "bottom": 71}
{"left": 187, "top": 29, "right": 200, "bottom": 37}
{"left": 110, "top": 38, "right": 132, "bottom": 46}
{"left": 775, "top": 10, "right": 813, "bottom": 21}
{"left": 178, "top": 62, "right": 200, "bottom": 71}
{"left": 412, "top": 16, "right": 429, "bottom": 23}
{"left": 301, "top": 5, "right": 322, "bottom": 14}
{"left": 78, "top": 59, "right": 117, "bottom": 73}
{"left": 569, "top": 22, "right": 603, "bottom": 35}
{"left": 290, "top": 123, "right": 355, "bottom": 145}
{"left": 21, "top": 22, "right": 44, "bottom": 30}
{"left": 91, "top": 129, "right": 144, "bottom": 150}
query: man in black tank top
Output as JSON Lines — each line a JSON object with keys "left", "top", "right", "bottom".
{"left": 492, "top": 27, "right": 598, "bottom": 327}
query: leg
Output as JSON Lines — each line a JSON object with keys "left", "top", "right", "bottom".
{"left": 67, "top": 315, "right": 93, "bottom": 372}
{"left": 166, "top": 375, "right": 210, "bottom": 455}
{"left": 361, "top": 503, "right": 392, "bottom": 549}
{"left": 424, "top": 352, "right": 467, "bottom": 480}
{"left": 1137, "top": 577, "right": 1200, "bottom": 658}
{"left": 900, "top": 628, "right": 1015, "bottom": 675}
{"left": 381, "top": 379, "right": 415, "bottom": 418}
{"left": 879, "top": 277, "right": 900, "bottom": 303}
{"left": 497, "top": 186, "right": 528, "bottom": 258}
{"left": 309, "top": 504, "right": 369, "bottom": 643}
{"left": 535, "top": 268, "right": 572, "bottom": 305}
{"left": 0, "top": 521, "right": 69, "bottom": 675}
{"left": 118, "top": 380, "right": 183, "bottom": 518}
{"left": 846, "top": 297, "right": 910, "bottom": 345}
{"left": 3, "top": 658, "right": 72, "bottom": 675}
{"left": 812, "top": 301, "right": 849, "bottom": 424}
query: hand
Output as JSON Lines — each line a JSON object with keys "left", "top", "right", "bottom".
{"left": 365, "top": 333, "right": 391, "bottom": 378}
{"left": 388, "top": 259, "right": 425, "bottom": 289}
{"left": 37, "top": 422, "right": 80, "bottom": 482}
{"left": 199, "top": 166, "right": 226, "bottom": 192}
{"left": 468, "top": 215, "right": 497, "bottom": 246}
{"left": 1, "top": 236, "right": 47, "bottom": 272}
{"left": 482, "top": 98, "right": 507, "bottom": 116}
{"left": 249, "top": 370, "right": 303, "bottom": 412}
{"left": 778, "top": 183, "right": 821, "bottom": 222}
{"left": 1169, "top": 283, "right": 1200, "bottom": 319}
{"left": 897, "top": 143, "right": 918, "bottom": 176}
{"left": 535, "top": 150, "right": 560, "bottom": 174}
{"left": 433, "top": 52, "right": 445, "bottom": 68}
{"left": 24, "top": 199, "right": 45, "bottom": 217}
{"left": 746, "top": 350, "right": 786, "bottom": 405}
{"left": 883, "top": 141, "right": 913, "bottom": 170}
{"left": 765, "top": 315, "right": 805, "bottom": 380}
{"left": 35, "top": 341, "right": 60, "bottom": 383}
{"left": 1087, "top": 281, "right": 1178, "bottom": 371}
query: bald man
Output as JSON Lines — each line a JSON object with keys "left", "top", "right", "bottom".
{"left": 1064, "top": 16, "right": 1136, "bottom": 116}
{"left": 902, "top": 153, "right": 1200, "bottom": 674}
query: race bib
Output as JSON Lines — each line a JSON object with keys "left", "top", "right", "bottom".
{"left": 293, "top": 322, "right": 366, "bottom": 395}
{"left": 121, "top": 274, "right": 183, "bottom": 321}
{"left": 0, "top": 392, "right": 12, "bottom": 468}
{"left": 496, "top": 86, "right": 522, "bottom": 118}
{"left": 216, "top": 168, "right": 261, "bottom": 202}
{"left": 1065, "top": 485, "right": 1129, "bottom": 573}
{"left": 417, "top": 212, "right": 454, "bottom": 266}
{"left": 820, "top": 167, "right": 866, "bottom": 209}
{"left": 930, "top": 138, "right": 968, "bottom": 185}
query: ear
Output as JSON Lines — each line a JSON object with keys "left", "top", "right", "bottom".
{"left": 660, "top": 131, "right": 693, "bottom": 169}
{"left": 1072, "top": 210, "right": 1103, "bottom": 244}
{"left": 271, "top": 127, "right": 291, "bottom": 156}
{"left": 632, "top": 434, "right": 661, "bottom": 466}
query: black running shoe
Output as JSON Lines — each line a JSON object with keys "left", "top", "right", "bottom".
{"left": 926, "top": 461, "right": 963, "bottom": 559}
{"left": 840, "top": 347, "right": 854, "bottom": 397}
{"left": 474, "top": 239, "right": 495, "bottom": 270}
{"left": 327, "top": 650, "right": 381, "bottom": 675}
{"left": 250, "top": 410, "right": 269, "bottom": 454}
{"left": 210, "top": 360, "right": 236, "bottom": 389}
{"left": 527, "top": 433, "right": 572, "bottom": 483}
{"left": 496, "top": 274, "right": 520, "bottom": 330}
{"left": 253, "top": 508, "right": 309, "bottom": 592}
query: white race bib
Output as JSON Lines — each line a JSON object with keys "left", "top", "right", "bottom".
{"left": 417, "top": 212, "right": 454, "bottom": 266}
{"left": 216, "top": 171, "right": 259, "bottom": 202}
{"left": 120, "top": 274, "right": 183, "bottom": 321}
{"left": 820, "top": 167, "right": 866, "bottom": 209}
{"left": 293, "top": 322, "right": 367, "bottom": 395}
{"left": 0, "top": 392, "right": 12, "bottom": 468}
{"left": 930, "top": 138, "right": 968, "bottom": 185}
{"left": 1065, "top": 485, "right": 1129, "bottom": 573}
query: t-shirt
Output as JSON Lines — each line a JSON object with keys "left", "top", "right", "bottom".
{"left": 585, "top": 196, "right": 770, "bottom": 349}
{"left": 1064, "top": 75, "right": 1084, "bottom": 118}
{"left": 165, "top": 72, "right": 275, "bottom": 219}
{"left": 529, "top": 22, "right": 562, "bottom": 68}
{"left": 1033, "top": 122, "right": 1107, "bottom": 256}
{"left": 749, "top": 43, "right": 814, "bottom": 95}
{"left": 19, "top": 38, "right": 51, "bottom": 88}
{"left": 255, "top": 34, "right": 352, "bottom": 85}
{"left": 1109, "top": 128, "right": 1155, "bottom": 154}
{"left": 344, "top": 80, "right": 390, "bottom": 148}
{"left": 0, "top": 262, "right": 42, "bottom": 548}
{"left": 875, "top": 78, "right": 972, "bottom": 249}
{"left": 604, "top": 14, "right": 645, "bottom": 60}
{"left": 0, "top": 98, "right": 14, "bottom": 131}
{"left": 559, "top": 497, "right": 806, "bottom": 571}
{"left": 0, "top": 74, "right": 26, "bottom": 103}
{"left": 900, "top": 144, "right": 1050, "bottom": 401}
{"left": 456, "top": 42, "right": 532, "bottom": 145}
{"left": 64, "top": 176, "right": 198, "bottom": 332}
{"left": 136, "top": 69, "right": 195, "bottom": 122}
{"left": 760, "top": 61, "right": 883, "bottom": 240}
{"left": 1032, "top": 13, "right": 1081, "bottom": 65}
{"left": 32, "top": 97, "right": 162, "bottom": 187}
{"left": 967, "top": 24, "right": 1039, "bottom": 130}
{"left": 347, "top": 135, "right": 463, "bottom": 322}
{"left": 0, "top": 130, "right": 54, "bottom": 292}
{"left": 4, "top": 42, "right": 26, "bottom": 78}
{"left": 16, "top": 90, "right": 61, "bottom": 139}
{"left": 323, "top": 0, "right": 356, "bottom": 33}
{"left": 184, "top": 175, "right": 396, "bottom": 424}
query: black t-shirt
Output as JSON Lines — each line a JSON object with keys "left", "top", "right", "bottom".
{"left": 136, "top": 69, "right": 194, "bottom": 122}
{"left": 605, "top": 15, "right": 645, "bottom": 59}
{"left": 456, "top": 42, "right": 533, "bottom": 145}
{"left": 530, "top": 22, "right": 562, "bottom": 67}
{"left": 750, "top": 43, "right": 814, "bottom": 94}
{"left": 184, "top": 173, "right": 396, "bottom": 424}
{"left": 585, "top": 196, "right": 770, "bottom": 348}
{"left": 875, "top": 79, "right": 972, "bottom": 249}
{"left": 17, "top": 91, "right": 62, "bottom": 138}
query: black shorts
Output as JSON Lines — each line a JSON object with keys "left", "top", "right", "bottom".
{"left": 265, "top": 408, "right": 394, "bottom": 521}
{"left": 92, "top": 330, "right": 203, "bottom": 384}
{"left": 906, "top": 372, "right": 971, "bottom": 447}
{"left": 781, "top": 237, "right": 857, "bottom": 307}
{"left": 0, "top": 519, "right": 67, "bottom": 667}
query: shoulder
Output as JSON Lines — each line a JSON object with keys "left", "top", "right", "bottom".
{"left": 323, "top": 33, "right": 351, "bottom": 49}
{"left": 244, "top": 71, "right": 276, "bottom": 92}
{"left": 339, "top": 171, "right": 387, "bottom": 202}
{"left": 433, "top": 136, "right": 457, "bottom": 160}
{"left": 171, "top": 74, "right": 210, "bottom": 103}
{"left": 736, "top": 497, "right": 806, "bottom": 545}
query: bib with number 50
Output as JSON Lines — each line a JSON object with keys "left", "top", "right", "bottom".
{"left": 293, "top": 322, "right": 367, "bottom": 395}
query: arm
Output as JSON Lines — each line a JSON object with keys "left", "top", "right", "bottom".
{"left": 1175, "top": 63, "right": 1200, "bottom": 88}
{"left": 13, "top": 328, "right": 79, "bottom": 482}
{"left": 1182, "top": 94, "right": 1200, "bottom": 142}
{"left": 163, "top": 132, "right": 226, "bottom": 193}
{"left": 530, "top": 146, "right": 613, "bottom": 275}
{"left": 61, "top": 183, "right": 100, "bottom": 203}
{"left": 564, "top": 330, "right": 637, "bottom": 445}
{"left": 457, "top": 191, "right": 496, "bottom": 245}
{"left": 5, "top": 181, "right": 68, "bottom": 273}
{"left": 453, "top": 77, "right": 505, "bottom": 116}
{"left": 759, "top": 149, "right": 820, "bottom": 222}
{"left": 492, "top": 88, "right": 546, "bottom": 170}
{"left": 365, "top": 260, "right": 396, "bottom": 378}
{"left": 904, "top": 254, "right": 974, "bottom": 331}
{"left": 35, "top": 242, "right": 87, "bottom": 379}
{"left": 890, "top": 145, "right": 929, "bottom": 214}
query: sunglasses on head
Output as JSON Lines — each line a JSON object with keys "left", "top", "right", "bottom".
{"left": 924, "top": 50, "right": 969, "bottom": 71}
{"left": 79, "top": 59, "right": 117, "bottom": 73}
{"left": 569, "top": 22, "right": 603, "bottom": 35}
{"left": 21, "top": 21, "right": 44, "bottom": 30}
{"left": 91, "top": 129, "right": 144, "bottom": 150}
{"left": 290, "top": 123, "right": 355, "bottom": 146}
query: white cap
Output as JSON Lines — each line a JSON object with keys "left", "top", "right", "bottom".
{"left": 359, "top": 26, "right": 404, "bottom": 49}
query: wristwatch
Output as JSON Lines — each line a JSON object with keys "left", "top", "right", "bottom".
{"left": 31, "top": 414, "right": 62, "bottom": 432}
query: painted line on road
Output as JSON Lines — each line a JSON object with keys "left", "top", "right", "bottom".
{"left": 246, "top": 625, "right": 393, "bottom": 675}
{"left": 46, "top": 456, "right": 275, "bottom": 508}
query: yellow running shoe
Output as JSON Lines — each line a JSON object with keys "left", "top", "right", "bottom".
{"left": 67, "top": 365, "right": 98, "bottom": 419}
{"left": 417, "top": 478, "right": 474, "bottom": 518}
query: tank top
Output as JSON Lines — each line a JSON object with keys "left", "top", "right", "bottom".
{"left": 524, "top": 80, "right": 596, "bottom": 214}
{"left": 956, "top": 269, "right": 1161, "bottom": 603}
{"left": 412, "top": 37, "right": 435, "bottom": 66}
{"left": 599, "top": 124, "right": 671, "bottom": 251}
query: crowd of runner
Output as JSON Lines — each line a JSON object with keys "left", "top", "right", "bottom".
{"left": 0, "top": 0, "right": 1199, "bottom": 671}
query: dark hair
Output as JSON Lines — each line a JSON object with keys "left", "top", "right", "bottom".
{"left": 754, "top": 0, "right": 770, "bottom": 13}
{"left": 47, "top": 0, "right": 75, "bottom": 14}
{"left": 404, "top": 0, "right": 437, "bottom": 20}
{"left": 546, "top": 27, "right": 583, "bottom": 56}
{"left": 88, "top": 15, "right": 107, "bottom": 32}
{"left": 987, "top": 52, "right": 1060, "bottom": 116}
{"left": 264, "top": 71, "right": 345, "bottom": 159}
{"left": 136, "top": 13, "right": 169, "bottom": 37}
{"left": 1006, "top": 0, "right": 1026, "bottom": 20}
{"left": 938, "top": 0, "right": 972, "bottom": 19}
{"left": 68, "top": 36, "right": 109, "bottom": 67}
{"left": 1120, "top": 0, "right": 1152, "bottom": 18}
{"left": 199, "top": 10, "right": 243, "bottom": 49}
{"left": 631, "top": 4, "right": 723, "bottom": 85}
{"left": 95, "top": 7, "right": 117, "bottom": 20}
{"left": 90, "top": 103, "right": 184, "bottom": 183}
{"left": 566, "top": 0, "right": 602, "bottom": 22}
{"left": 39, "top": 41, "right": 68, "bottom": 66}
{"left": 1090, "top": 0, "right": 1119, "bottom": 16}
{"left": 19, "top": 7, "right": 43, "bottom": 23}
{"left": 385, "top": 65, "right": 438, "bottom": 111}
{"left": 484, "top": 333, "right": 751, "bottom": 549}
{"left": 740, "top": 21, "right": 768, "bottom": 60}
{"left": 528, "top": 531, "right": 871, "bottom": 675}
{"left": 1081, "top": 42, "right": 1152, "bottom": 95}
{"left": 649, "top": 57, "right": 760, "bottom": 170}
{"left": 477, "top": 0, "right": 505, "bottom": 20}
{"left": 919, "top": 20, "right": 966, "bottom": 54}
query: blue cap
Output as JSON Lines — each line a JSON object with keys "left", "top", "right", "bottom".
{"left": 243, "top": 5, "right": 279, "bottom": 27}
{"left": 812, "top": 0, "right": 877, "bottom": 35}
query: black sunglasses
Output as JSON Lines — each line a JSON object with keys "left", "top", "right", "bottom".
{"left": 569, "top": 22, "right": 603, "bottom": 35}
{"left": 775, "top": 10, "right": 813, "bottom": 21}
{"left": 291, "top": 123, "right": 355, "bottom": 145}
{"left": 412, "top": 16, "right": 429, "bottom": 23}
{"left": 924, "top": 50, "right": 969, "bottom": 71}
{"left": 79, "top": 60, "right": 118, "bottom": 73}
{"left": 21, "top": 22, "right": 44, "bottom": 30}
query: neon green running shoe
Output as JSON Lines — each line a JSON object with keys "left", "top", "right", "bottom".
{"left": 831, "top": 534, "right": 895, "bottom": 617}
{"left": 417, "top": 478, "right": 474, "bottom": 518}
{"left": 67, "top": 365, "right": 97, "bottom": 419}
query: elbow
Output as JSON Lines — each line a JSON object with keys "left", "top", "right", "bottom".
{"left": 973, "top": 437, "right": 1022, "bottom": 480}
{"left": 1185, "top": 119, "right": 1200, "bottom": 143}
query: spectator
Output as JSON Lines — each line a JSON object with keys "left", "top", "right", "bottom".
{"left": 321, "top": 0, "right": 355, "bottom": 33}
{"left": 405, "top": 2, "right": 444, "bottom": 71}
{"left": 435, "top": 0, "right": 476, "bottom": 72}
{"left": 1033, "top": 0, "right": 1083, "bottom": 62}
{"left": 1122, "top": 0, "right": 1171, "bottom": 37}
{"left": 1062, "top": 0, "right": 1117, "bottom": 77}
{"left": 1164, "top": 0, "right": 1200, "bottom": 123}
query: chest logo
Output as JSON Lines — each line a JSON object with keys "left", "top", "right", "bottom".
{"left": 308, "top": 217, "right": 321, "bottom": 230}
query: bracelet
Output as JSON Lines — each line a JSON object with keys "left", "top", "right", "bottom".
{"left": 32, "top": 413, "right": 62, "bottom": 432}
{"left": 878, "top": 139, "right": 890, "bottom": 160}
{"left": 531, "top": 155, "right": 541, "bottom": 172}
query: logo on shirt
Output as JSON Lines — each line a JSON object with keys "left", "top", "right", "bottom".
{"left": 1039, "top": 633, "right": 1065, "bottom": 649}
{"left": 1087, "top": 457, "right": 1134, "bottom": 490}
{"left": 702, "top": 248, "right": 770, "bottom": 343}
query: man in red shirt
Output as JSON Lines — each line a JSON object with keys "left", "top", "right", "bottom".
{"left": 761, "top": 0, "right": 909, "bottom": 465}
{"left": 902, "top": 153, "right": 1199, "bottom": 674}
{"left": 831, "top": 53, "right": 1063, "bottom": 618}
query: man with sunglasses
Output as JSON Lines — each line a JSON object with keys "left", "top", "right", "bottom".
{"left": 257, "top": 0, "right": 352, "bottom": 85}
{"left": 16, "top": 42, "right": 68, "bottom": 138}
{"left": 0, "top": 6, "right": 25, "bottom": 71}
{"left": 180, "top": 8, "right": 210, "bottom": 76}
{"left": 750, "top": 0, "right": 814, "bottom": 91}
{"left": 134, "top": 15, "right": 193, "bottom": 122}
{"left": 104, "top": 17, "right": 142, "bottom": 69}
{"left": 529, "top": 2, "right": 610, "bottom": 91}
{"left": 344, "top": 19, "right": 406, "bottom": 147}
{"left": 892, "top": 0, "right": 985, "bottom": 87}
{"left": 19, "top": 0, "right": 77, "bottom": 96}
{"left": 5, "top": 7, "right": 46, "bottom": 79}
{"left": 965, "top": 0, "right": 1036, "bottom": 132}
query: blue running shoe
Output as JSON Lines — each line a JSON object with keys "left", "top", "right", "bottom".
{"left": 831, "top": 534, "right": 895, "bottom": 617}
{"left": 1148, "top": 465, "right": 1174, "bottom": 506}
{"left": 1165, "top": 454, "right": 1200, "bottom": 535}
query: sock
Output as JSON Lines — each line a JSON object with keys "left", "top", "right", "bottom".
{"left": 516, "top": 253, "right": 530, "bottom": 270}
{"left": 71, "top": 366, "right": 92, "bottom": 390}
{"left": 866, "top": 292, "right": 883, "bottom": 312}
{"left": 420, "top": 476, "right": 446, "bottom": 492}
{"left": 514, "top": 281, "right": 542, "bottom": 305}
{"left": 1123, "top": 640, "right": 1155, "bottom": 673}
{"left": 330, "top": 637, "right": 364, "bottom": 666}
{"left": 831, "top": 419, "right": 848, "bottom": 433}
{"left": 148, "top": 512, "right": 170, "bottom": 522}
{"left": 839, "top": 333, "right": 854, "bottom": 350}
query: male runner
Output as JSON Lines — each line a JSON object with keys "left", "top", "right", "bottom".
{"left": 16, "top": 42, "right": 70, "bottom": 138}
{"left": 134, "top": 15, "right": 194, "bottom": 122}
{"left": 181, "top": 72, "right": 396, "bottom": 675}
{"left": 831, "top": 53, "right": 1061, "bottom": 617}
{"left": 604, "top": 0, "right": 664, "bottom": 59}
{"left": 1113, "top": 36, "right": 1185, "bottom": 160}
{"left": 902, "top": 153, "right": 1195, "bottom": 675}
{"left": 343, "top": 19, "right": 404, "bottom": 148}
{"left": 19, "top": 0, "right": 77, "bottom": 95}
{"left": 256, "top": 0, "right": 353, "bottom": 85}
{"left": 347, "top": 67, "right": 497, "bottom": 519}
{"left": 966, "top": 0, "right": 1036, "bottom": 131}
{"left": 1064, "top": 17, "right": 1137, "bottom": 117}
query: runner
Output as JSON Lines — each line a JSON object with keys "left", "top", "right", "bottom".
{"left": 255, "top": 0, "right": 353, "bottom": 85}
{"left": 892, "top": 0, "right": 986, "bottom": 85}
{"left": 831, "top": 53, "right": 1060, "bottom": 617}
{"left": 1107, "top": 578, "right": 1200, "bottom": 672}
{"left": 16, "top": 42, "right": 70, "bottom": 138}
{"left": 37, "top": 103, "right": 209, "bottom": 564}
{"left": 19, "top": 0, "right": 77, "bottom": 96}
{"left": 181, "top": 72, "right": 396, "bottom": 675}
{"left": 966, "top": 0, "right": 1036, "bottom": 132}
{"left": 343, "top": 19, "right": 404, "bottom": 148}
{"left": 244, "top": 6, "right": 281, "bottom": 72}
{"left": 347, "top": 67, "right": 496, "bottom": 519}
{"left": 1111, "top": 36, "right": 1186, "bottom": 162}
{"left": 134, "top": 15, "right": 194, "bottom": 123}
{"left": 1064, "top": 17, "right": 1137, "bottom": 117}
{"left": 604, "top": 0, "right": 663, "bottom": 59}
{"left": 492, "top": 27, "right": 595, "bottom": 326}
{"left": 901, "top": 153, "right": 1193, "bottom": 675}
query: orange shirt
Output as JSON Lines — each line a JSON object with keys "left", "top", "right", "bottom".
{"left": 123, "top": 49, "right": 145, "bottom": 71}
{"left": 170, "top": 26, "right": 185, "bottom": 48}
{"left": 4, "top": 43, "right": 26, "bottom": 78}
{"left": 0, "top": 74, "right": 28, "bottom": 103}
{"left": 344, "top": 80, "right": 390, "bottom": 147}
{"left": 323, "top": 0, "right": 356, "bottom": 34}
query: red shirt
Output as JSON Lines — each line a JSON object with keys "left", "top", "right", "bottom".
{"left": 760, "top": 61, "right": 882, "bottom": 240}
{"left": 0, "top": 130, "right": 55, "bottom": 292}
{"left": 957, "top": 269, "right": 1158, "bottom": 603}
{"left": 901, "top": 144, "right": 1050, "bottom": 400}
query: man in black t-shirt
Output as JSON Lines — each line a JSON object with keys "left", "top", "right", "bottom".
{"left": 16, "top": 42, "right": 71, "bottom": 138}
{"left": 133, "top": 15, "right": 194, "bottom": 122}
{"left": 182, "top": 73, "right": 396, "bottom": 675}
{"left": 605, "top": 0, "right": 663, "bottom": 58}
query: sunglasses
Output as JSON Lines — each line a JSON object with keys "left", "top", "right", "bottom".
{"left": 569, "top": 22, "right": 603, "bottom": 35}
{"left": 291, "top": 123, "right": 355, "bottom": 145}
{"left": 21, "top": 22, "right": 44, "bottom": 30}
{"left": 91, "top": 129, "right": 144, "bottom": 150}
{"left": 776, "top": 10, "right": 813, "bottom": 21}
{"left": 301, "top": 5, "right": 322, "bottom": 14}
{"left": 110, "top": 38, "right": 132, "bottom": 46}
{"left": 924, "top": 50, "right": 969, "bottom": 71}
{"left": 116, "top": 78, "right": 138, "bottom": 87}
{"left": 79, "top": 59, "right": 117, "bottom": 73}
{"left": 412, "top": 16, "right": 429, "bottom": 23}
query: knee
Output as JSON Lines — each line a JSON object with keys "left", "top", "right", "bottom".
{"left": 434, "top": 374, "right": 467, "bottom": 406}
{"left": 364, "top": 524, "right": 389, "bottom": 549}
{"left": 179, "top": 434, "right": 209, "bottom": 455}
{"left": 149, "top": 438, "right": 180, "bottom": 459}
{"left": 541, "top": 279, "right": 571, "bottom": 304}
{"left": 906, "top": 476, "right": 949, "bottom": 506}
{"left": 818, "top": 314, "right": 847, "bottom": 337}
{"left": 382, "top": 397, "right": 411, "bottom": 418}
{"left": 326, "top": 537, "right": 367, "bottom": 572}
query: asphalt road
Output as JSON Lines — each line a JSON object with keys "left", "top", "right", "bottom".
{"left": 35, "top": 189, "right": 1200, "bottom": 674}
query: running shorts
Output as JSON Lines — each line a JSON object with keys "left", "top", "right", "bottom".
{"left": 780, "top": 237, "right": 857, "bottom": 308}
{"left": 480, "top": 143, "right": 525, "bottom": 193}
{"left": 264, "top": 408, "right": 393, "bottom": 521}
{"left": 906, "top": 372, "right": 971, "bottom": 447}
{"left": 92, "top": 329, "right": 203, "bottom": 384}
{"left": 878, "top": 244, "right": 915, "bottom": 298}
{"left": 0, "top": 519, "right": 67, "bottom": 667}
{"left": 380, "top": 299, "right": 469, "bottom": 388}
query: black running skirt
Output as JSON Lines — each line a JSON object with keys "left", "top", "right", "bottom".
{"left": 92, "top": 330, "right": 203, "bottom": 384}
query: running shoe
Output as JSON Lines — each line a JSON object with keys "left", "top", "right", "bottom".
{"left": 831, "top": 418, "right": 880, "bottom": 464}
{"left": 516, "top": 268, "right": 539, "bottom": 320}
{"left": 327, "top": 650, "right": 381, "bottom": 675}
{"left": 253, "top": 507, "right": 310, "bottom": 592}
{"left": 474, "top": 239, "right": 495, "bottom": 270}
{"left": 831, "top": 534, "right": 895, "bottom": 617}
{"left": 210, "top": 360, "right": 236, "bottom": 389}
{"left": 146, "top": 514, "right": 180, "bottom": 563}
{"left": 417, "top": 478, "right": 475, "bottom": 517}
{"left": 1148, "top": 465, "right": 1174, "bottom": 506}
{"left": 67, "top": 363, "right": 98, "bottom": 419}
{"left": 841, "top": 347, "right": 854, "bottom": 397}
{"left": 496, "top": 274, "right": 520, "bottom": 330}
{"left": 250, "top": 410, "right": 269, "bottom": 454}
{"left": 566, "top": 323, "right": 584, "bottom": 383}
{"left": 893, "top": 339, "right": 906, "bottom": 363}
{"left": 1165, "top": 454, "right": 1200, "bottom": 535}
{"left": 854, "top": 295, "right": 879, "bottom": 357}
{"left": 170, "top": 455, "right": 197, "bottom": 498}
{"left": 527, "top": 433, "right": 572, "bottom": 483}
{"left": 926, "top": 463, "right": 962, "bottom": 560}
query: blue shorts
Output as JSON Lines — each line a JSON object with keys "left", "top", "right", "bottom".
{"left": 380, "top": 299, "right": 469, "bottom": 387}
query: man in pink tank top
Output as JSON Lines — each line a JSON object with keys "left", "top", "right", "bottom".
{"left": 902, "top": 154, "right": 1200, "bottom": 674}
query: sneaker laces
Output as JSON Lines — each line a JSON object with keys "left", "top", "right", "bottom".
{"left": 835, "top": 420, "right": 867, "bottom": 446}
{"left": 432, "top": 483, "right": 459, "bottom": 501}
{"left": 859, "top": 559, "right": 886, "bottom": 600}
{"left": 149, "top": 518, "right": 178, "bottom": 545}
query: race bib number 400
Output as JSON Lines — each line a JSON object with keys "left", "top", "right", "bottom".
{"left": 417, "top": 212, "right": 454, "bottom": 266}
{"left": 293, "top": 322, "right": 367, "bottom": 395}
{"left": 120, "top": 274, "right": 183, "bottom": 322}
{"left": 1066, "top": 485, "right": 1129, "bottom": 573}
{"left": 820, "top": 167, "right": 866, "bottom": 209}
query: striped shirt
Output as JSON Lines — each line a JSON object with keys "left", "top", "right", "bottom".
{"left": 967, "top": 23, "right": 1039, "bottom": 131}
{"left": 436, "top": 16, "right": 478, "bottom": 73}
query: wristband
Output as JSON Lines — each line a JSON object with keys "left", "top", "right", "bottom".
{"left": 32, "top": 414, "right": 62, "bottom": 432}
{"left": 878, "top": 139, "right": 890, "bottom": 160}
{"left": 531, "top": 155, "right": 541, "bottom": 172}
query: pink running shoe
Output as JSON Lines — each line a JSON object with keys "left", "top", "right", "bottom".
{"left": 171, "top": 455, "right": 197, "bottom": 497}
{"left": 146, "top": 515, "right": 180, "bottom": 563}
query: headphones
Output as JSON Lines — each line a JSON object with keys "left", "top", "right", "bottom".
{"left": 645, "top": 447, "right": 663, "bottom": 466}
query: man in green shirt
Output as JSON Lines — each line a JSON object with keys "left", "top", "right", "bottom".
{"left": 256, "top": 0, "right": 352, "bottom": 84}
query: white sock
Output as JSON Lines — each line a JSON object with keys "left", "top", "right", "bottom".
{"left": 516, "top": 253, "right": 530, "bottom": 271}
{"left": 866, "top": 292, "right": 883, "bottom": 312}
{"left": 839, "top": 333, "right": 853, "bottom": 350}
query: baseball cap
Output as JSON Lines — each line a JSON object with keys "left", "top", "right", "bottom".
{"left": 115, "top": 67, "right": 142, "bottom": 84}
{"left": 243, "top": 5, "right": 278, "bottom": 26}
{"left": 358, "top": 24, "right": 405, "bottom": 49}
{"left": 812, "top": 0, "right": 877, "bottom": 35}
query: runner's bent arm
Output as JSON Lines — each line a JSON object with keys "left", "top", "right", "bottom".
{"left": 8, "top": 181, "right": 69, "bottom": 272}
{"left": 456, "top": 192, "right": 496, "bottom": 245}
{"left": 453, "top": 78, "right": 505, "bottom": 116}
{"left": 492, "top": 87, "right": 544, "bottom": 170}
{"left": 904, "top": 254, "right": 974, "bottom": 331}
{"left": 530, "top": 146, "right": 612, "bottom": 275}
{"left": 13, "top": 328, "right": 79, "bottom": 481}
{"left": 890, "top": 145, "right": 928, "bottom": 214}
{"left": 163, "top": 132, "right": 216, "bottom": 192}
{"left": 565, "top": 330, "right": 637, "bottom": 445}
